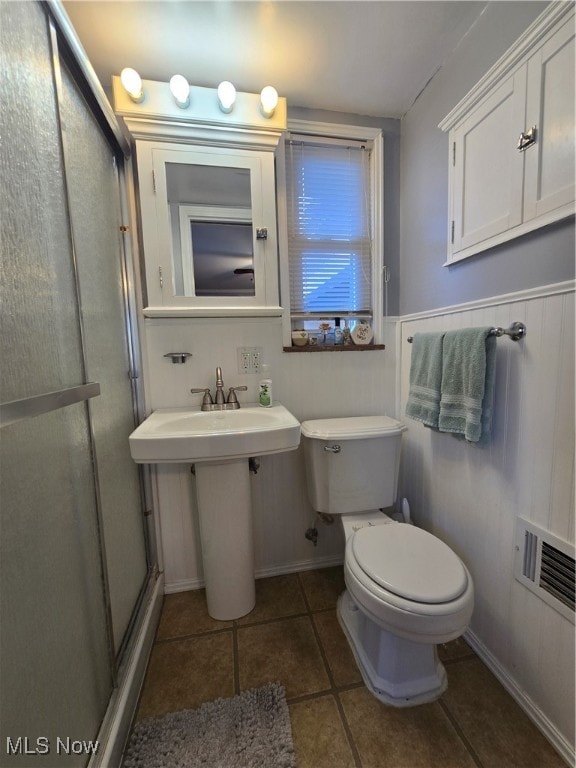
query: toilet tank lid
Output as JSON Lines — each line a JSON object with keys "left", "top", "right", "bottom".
{"left": 301, "top": 416, "right": 406, "bottom": 440}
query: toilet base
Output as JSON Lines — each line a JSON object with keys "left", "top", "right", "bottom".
{"left": 337, "top": 590, "right": 447, "bottom": 707}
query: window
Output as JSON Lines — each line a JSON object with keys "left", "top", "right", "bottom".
{"left": 282, "top": 124, "right": 383, "bottom": 347}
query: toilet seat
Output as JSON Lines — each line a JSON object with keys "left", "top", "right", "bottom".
{"left": 344, "top": 527, "right": 474, "bottom": 644}
{"left": 351, "top": 524, "right": 468, "bottom": 604}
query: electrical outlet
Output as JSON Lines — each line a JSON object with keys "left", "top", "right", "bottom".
{"left": 237, "top": 347, "right": 262, "bottom": 374}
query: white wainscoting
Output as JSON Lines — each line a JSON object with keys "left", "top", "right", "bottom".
{"left": 141, "top": 316, "right": 397, "bottom": 592}
{"left": 397, "top": 281, "right": 575, "bottom": 762}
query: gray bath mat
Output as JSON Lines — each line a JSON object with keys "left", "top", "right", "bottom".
{"left": 123, "top": 682, "right": 295, "bottom": 768}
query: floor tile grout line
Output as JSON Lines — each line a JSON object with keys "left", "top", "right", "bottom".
{"left": 157, "top": 605, "right": 329, "bottom": 643}
{"left": 237, "top": 609, "right": 310, "bottom": 629}
{"left": 155, "top": 625, "right": 233, "bottom": 644}
{"left": 308, "top": 602, "right": 338, "bottom": 692}
{"left": 442, "top": 653, "right": 479, "bottom": 666}
{"left": 287, "top": 683, "right": 364, "bottom": 706}
{"left": 334, "top": 691, "right": 364, "bottom": 768}
{"left": 438, "top": 698, "right": 485, "bottom": 768}
{"left": 297, "top": 571, "right": 313, "bottom": 614}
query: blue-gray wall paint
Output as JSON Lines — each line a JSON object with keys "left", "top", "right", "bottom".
{"left": 288, "top": 106, "right": 401, "bottom": 316}
{"left": 399, "top": 1, "right": 575, "bottom": 315}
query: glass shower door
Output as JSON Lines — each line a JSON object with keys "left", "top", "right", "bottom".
{"left": 58, "top": 61, "right": 148, "bottom": 655}
{"left": 0, "top": 2, "right": 113, "bottom": 760}
{"left": 1, "top": 2, "right": 152, "bottom": 763}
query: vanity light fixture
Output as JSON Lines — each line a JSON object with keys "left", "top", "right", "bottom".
{"left": 113, "top": 73, "right": 285, "bottom": 129}
{"left": 169, "top": 74, "right": 191, "bottom": 108}
{"left": 260, "top": 85, "right": 278, "bottom": 118}
{"left": 217, "top": 81, "right": 236, "bottom": 113}
{"left": 120, "top": 67, "right": 144, "bottom": 103}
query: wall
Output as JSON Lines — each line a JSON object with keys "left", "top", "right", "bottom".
{"left": 140, "top": 107, "right": 400, "bottom": 590}
{"left": 398, "top": 284, "right": 575, "bottom": 757}
{"left": 398, "top": 1, "right": 575, "bottom": 760}
{"left": 400, "top": 0, "right": 574, "bottom": 315}
{"left": 143, "top": 317, "right": 396, "bottom": 591}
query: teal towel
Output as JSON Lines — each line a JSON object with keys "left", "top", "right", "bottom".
{"left": 438, "top": 327, "right": 497, "bottom": 443}
{"left": 405, "top": 332, "right": 445, "bottom": 429}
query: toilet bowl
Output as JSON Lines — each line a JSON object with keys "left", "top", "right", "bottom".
{"left": 300, "top": 416, "right": 474, "bottom": 707}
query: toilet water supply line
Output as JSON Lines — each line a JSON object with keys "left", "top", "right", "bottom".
{"left": 305, "top": 511, "right": 334, "bottom": 547}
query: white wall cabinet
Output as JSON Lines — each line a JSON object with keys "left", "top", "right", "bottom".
{"left": 440, "top": 4, "right": 574, "bottom": 264}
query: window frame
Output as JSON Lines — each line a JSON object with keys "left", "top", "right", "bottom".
{"left": 277, "top": 120, "right": 384, "bottom": 347}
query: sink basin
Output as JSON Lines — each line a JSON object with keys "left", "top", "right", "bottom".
{"left": 129, "top": 402, "right": 300, "bottom": 463}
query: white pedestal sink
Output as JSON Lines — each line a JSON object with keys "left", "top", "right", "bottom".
{"left": 129, "top": 403, "right": 300, "bottom": 619}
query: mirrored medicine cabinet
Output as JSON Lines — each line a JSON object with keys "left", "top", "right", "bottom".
{"left": 136, "top": 142, "right": 281, "bottom": 315}
{"left": 112, "top": 78, "right": 286, "bottom": 317}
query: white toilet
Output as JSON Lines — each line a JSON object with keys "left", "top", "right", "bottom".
{"left": 301, "top": 415, "right": 474, "bottom": 707}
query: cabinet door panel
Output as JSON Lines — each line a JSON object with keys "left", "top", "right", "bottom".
{"left": 524, "top": 19, "right": 575, "bottom": 221}
{"left": 453, "top": 71, "right": 526, "bottom": 255}
{"left": 137, "top": 141, "right": 279, "bottom": 315}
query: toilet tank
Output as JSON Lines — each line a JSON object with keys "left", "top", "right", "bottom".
{"left": 300, "top": 416, "right": 406, "bottom": 515}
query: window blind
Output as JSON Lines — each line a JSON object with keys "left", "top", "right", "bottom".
{"left": 286, "top": 137, "right": 372, "bottom": 315}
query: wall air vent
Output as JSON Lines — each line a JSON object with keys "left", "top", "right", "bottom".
{"left": 514, "top": 518, "right": 575, "bottom": 624}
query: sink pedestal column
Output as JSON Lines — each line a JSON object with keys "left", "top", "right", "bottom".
{"left": 194, "top": 460, "right": 255, "bottom": 620}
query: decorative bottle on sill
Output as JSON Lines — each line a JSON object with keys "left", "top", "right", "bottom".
{"left": 343, "top": 320, "right": 351, "bottom": 345}
{"left": 258, "top": 364, "right": 272, "bottom": 407}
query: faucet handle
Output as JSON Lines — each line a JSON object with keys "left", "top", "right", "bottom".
{"left": 191, "top": 387, "right": 213, "bottom": 406}
{"left": 227, "top": 385, "right": 247, "bottom": 404}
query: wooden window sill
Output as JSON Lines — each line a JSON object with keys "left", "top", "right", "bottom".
{"left": 283, "top": 344, "right": 385, "bottom": 353}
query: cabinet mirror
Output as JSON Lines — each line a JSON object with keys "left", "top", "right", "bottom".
{"left": 166, "top": 162, "right": 255, "bottom": 297}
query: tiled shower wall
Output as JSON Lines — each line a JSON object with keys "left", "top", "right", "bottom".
{"left": 397, "top": 281, "right": 575, "bottom": 758}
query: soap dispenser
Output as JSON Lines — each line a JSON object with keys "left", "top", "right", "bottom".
{"left": 258, "top": 364, "right": 272, "bottom": 407}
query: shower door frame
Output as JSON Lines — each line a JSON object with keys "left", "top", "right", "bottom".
{"left": 44, "top": 0, "right": 159, "bottom": 667}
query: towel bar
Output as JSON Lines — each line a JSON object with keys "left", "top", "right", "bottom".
{"left": 407, "top": 321, "right": 526, "bottom": 343}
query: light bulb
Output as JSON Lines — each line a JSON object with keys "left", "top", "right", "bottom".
{"left": 217, "top": 81, "right": 236, "bottom": 113}
{"left": 260, "top": 85, "right": 278, "bottom": 118}
{"left": 120, "top": 67, "right": 143, "bottom": 103}
{"left": 169, "top": 74, "right": 190, "bottom": 108}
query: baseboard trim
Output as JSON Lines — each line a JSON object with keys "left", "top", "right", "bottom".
{"left": 88, "top": 573, "right": 164, "bottom": 768}
{"left": 164, "top": 576, "right": 204, "bottom": 594}
{"left": 255, "top": 554, "right": 344, "bottom": 579}
{"left": 464, "top": 629, "right": 574, "bottom": 766}
{"left": 164, "top": 555, "right": 344, "bottom": 594}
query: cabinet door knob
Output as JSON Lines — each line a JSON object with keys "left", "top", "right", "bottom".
{"left": 517, "top": 126, "right": 537, "bottom": 152}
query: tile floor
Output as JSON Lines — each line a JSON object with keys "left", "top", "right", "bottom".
{"left": 135, "top": 567, "right": 565, "bottom": 768}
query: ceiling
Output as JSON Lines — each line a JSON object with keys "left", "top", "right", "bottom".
{"left": 64, "top": 1, "right": 488, "bottom": 119}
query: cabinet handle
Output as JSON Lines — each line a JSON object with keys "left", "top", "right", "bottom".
{"left": 517, "top": 126, "right": 537, "bottom": 152}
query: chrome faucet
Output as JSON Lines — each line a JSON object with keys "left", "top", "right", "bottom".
{"left": 191, "top": 367, "right": 247, "bottom": 411}
{"left": 215, "top": 366, "right": 225, "bottom": 404}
